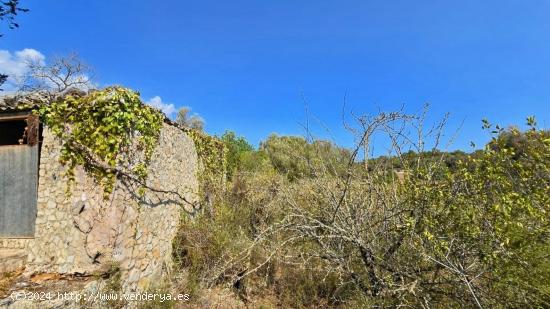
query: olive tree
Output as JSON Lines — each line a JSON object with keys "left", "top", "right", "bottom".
{"left": 175, "top": 106, "right": 204, "bottom": 131}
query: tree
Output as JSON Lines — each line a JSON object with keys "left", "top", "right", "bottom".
{"left": 0, "top": 74, "right": 7, "bottom": 91}
{"left": 0, "top": 0, "right": 28, "bottom": 36}
{"left": 272, "top": 116, "right": 550, "bottom": 307}
{"left": 0, "top": 0, "right": 29, "bottom": 91}
{"left": 259, "top": 134, "right": 351, "bottom": 180}
{"left": 188, "top": 111, "right": 549, "bottom": 307}
{"left": 175, "top": 106, "right": 205, "bottom": 131}
{"left": 220, "top": 130, "right": 254, "bottom": 178}
{"left": 19, "top": 53, "right": 94, "bottom": 96}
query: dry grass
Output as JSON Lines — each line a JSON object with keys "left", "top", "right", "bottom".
{"left": 0, "top": 268, "right": 24, "bottom": 298}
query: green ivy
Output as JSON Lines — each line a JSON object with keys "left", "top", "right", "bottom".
{"left": 37, "top": 86, "right": 164, "bottom": 195}
{"left": 186, "top": 129, "right": 227, "bottom": 187}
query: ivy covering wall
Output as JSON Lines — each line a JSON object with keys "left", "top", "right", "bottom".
{"left": 36, "top": 87, "right": 164, "bottom": 195}
{"left": 35, "top": 86, "right": 227, "bottom": 208}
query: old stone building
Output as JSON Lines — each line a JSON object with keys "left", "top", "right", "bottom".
{"left": 0, "top": 95, "right": 198, "bottom": 293}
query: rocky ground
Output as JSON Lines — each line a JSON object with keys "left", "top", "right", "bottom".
{"left": 0, "top": 269, "right": 252, "bottom": 309}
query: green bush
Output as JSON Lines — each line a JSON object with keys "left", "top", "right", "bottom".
{"left": 174, "top": 116, "right": 550, "bottom": 308}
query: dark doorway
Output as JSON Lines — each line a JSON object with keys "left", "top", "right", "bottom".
{"left": 0, "top": 119, "right": 28, "bottom": 145}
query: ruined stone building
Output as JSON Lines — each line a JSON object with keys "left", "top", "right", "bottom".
{"left": 0, "top": 95, "right": 198, "bottom": 292}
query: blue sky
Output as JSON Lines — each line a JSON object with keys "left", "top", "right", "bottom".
{"left": 1, "top": 0, "right": 549, "bottom": 153}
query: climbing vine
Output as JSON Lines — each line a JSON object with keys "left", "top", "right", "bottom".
{"left": 185, "top": 129, "right": 227, "bottom": 211}
{"left": 187, "top": 130, "right": 227, "bottom": 179}
{"left": 37, "top": 86, "right": 164, "bottom": 195}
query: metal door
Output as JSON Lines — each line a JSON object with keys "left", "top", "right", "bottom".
{"left": 0, "top": 145, "right": 39, "bottom": 237}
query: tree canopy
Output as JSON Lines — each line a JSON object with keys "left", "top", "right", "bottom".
{"left": 175, "top": 106, "right": 205, "bottom": 131}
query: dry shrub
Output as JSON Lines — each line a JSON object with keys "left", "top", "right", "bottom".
{"left": 173, "top": 111, "right": 550, "bottom": 308}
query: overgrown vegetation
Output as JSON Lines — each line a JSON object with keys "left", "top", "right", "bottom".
{"left": 0, "top": 269, "right": 23, "bottom": 298}
{"left": 185, "top": 129, "right": 227, "bottom": 215}
{"left": 175, "top": 112, "right": 550, "bottom": 308}
{"left": 37, "top": 86, "right": 164, "bottom": 195}
{"left": 175, "top": 106, "right": 205, "bottom": 131}
{"left": 16, "top": 76, "right": 548, "bottom": 307}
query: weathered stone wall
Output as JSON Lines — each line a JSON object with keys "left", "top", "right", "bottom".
{"left": 23, "top": 123, "right": 198, "bottom": 292}
{"left": 0, "top": 239, "right": 31, "bottom": 250}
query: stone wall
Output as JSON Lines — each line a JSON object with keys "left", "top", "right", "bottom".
{"left": 22, "top": 123, "right": 198, "bottom": 292}
{"left": 0, "top": 239, "right": 31, "bottom": 250}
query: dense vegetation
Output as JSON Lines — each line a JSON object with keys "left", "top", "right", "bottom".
{"left": 174, "top": 113, "right": 550, "bottom": 308}
{"left": 11, "top": 65, "right": 548, "bottom": 306}
{"left": 37, "top": 87, "right": 165, "bottom": 195}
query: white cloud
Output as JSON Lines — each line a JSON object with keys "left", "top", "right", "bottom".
{"left": 0, "top": 48, "right": 45, "bottom": 89}
{"left": 145, "top": 96, "right": 176, "bottom": 117}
